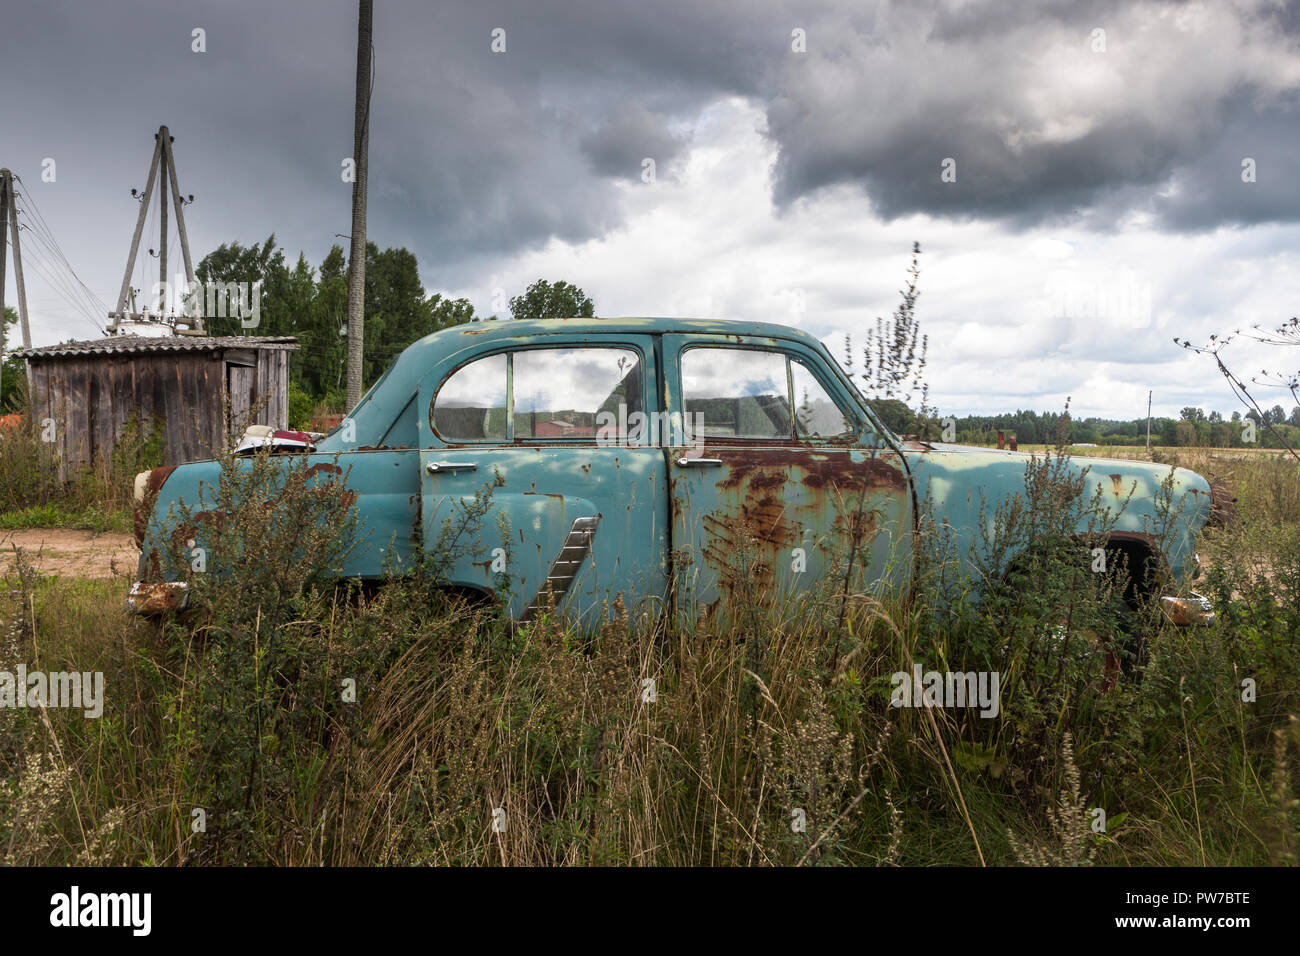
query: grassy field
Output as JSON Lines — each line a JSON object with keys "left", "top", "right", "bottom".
{"left": 0, "top": 442, "right": 1296, "bottom": 866}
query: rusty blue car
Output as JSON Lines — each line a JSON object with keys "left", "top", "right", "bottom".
{"left": 129, "top": 317, "right": 1217, "bottom": 628}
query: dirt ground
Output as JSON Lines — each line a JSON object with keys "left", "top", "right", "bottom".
{"left": 0, "top": 529, "right": 139, "bottom": 579}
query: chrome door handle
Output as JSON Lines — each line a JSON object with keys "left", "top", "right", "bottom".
{"left": 676, "top": 457, "right": 723, "bottom": 467}
{"left": 426, "top": 461, "right": 478, "bottom": 474}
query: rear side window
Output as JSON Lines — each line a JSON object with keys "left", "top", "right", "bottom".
{"left": 512, "top": 348, "right": 641, "bottom": 439}
{"left": 431, "top": 353, "right": 508, "bottom": 441}
{"left": 432, "top": 347, "right": 643, "bottom": 442}
{"left": 681, "top": 347, "right": 852, "bottom": 441}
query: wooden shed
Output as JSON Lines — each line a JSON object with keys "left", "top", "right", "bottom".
{"left": 18, "top": 335, "right": 298, "bottom": 475}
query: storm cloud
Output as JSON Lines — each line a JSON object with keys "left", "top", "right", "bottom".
{"left": 3, "top": 0, "right": 1299, "bottom": 417}
{"left": 4, "top": 0, "right": 1299, "bottom": 273}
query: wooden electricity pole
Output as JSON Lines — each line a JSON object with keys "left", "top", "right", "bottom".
{"left": 346, "top": 0, "right": 373, "bottom": 411}
{"left": 0, "top": 168, "right": 32, "bottom": 350}
{"left": 1146, "top": 390, "right": 1152, "bottom": 455}
{"left": 158, "top": 133, "right": 168, "bottom": 294}
{"left": 111, "top": 126, "right": 198, "bottom": 333}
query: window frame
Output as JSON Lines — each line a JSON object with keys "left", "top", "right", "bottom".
{"left": 429, "top": 342, "right": 649, "bottom": 445}
{"left": 678, "top": 343, "right": 859, "bottom": 445}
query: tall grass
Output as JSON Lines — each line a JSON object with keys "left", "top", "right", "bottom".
{"left": 0, "top": 444, "right": 1296, "bottom": 865}
{"left": 0, "top": 410, "right": 164, "bottom": 534}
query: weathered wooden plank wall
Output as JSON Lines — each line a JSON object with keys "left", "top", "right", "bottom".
{"left": 26, "top": 345, "right": 294, "bottom": 477}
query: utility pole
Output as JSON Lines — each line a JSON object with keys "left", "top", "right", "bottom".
{"left": 165, "top": 129, "right": 196, "bottom": 290}
{"left": 346, "top": 0, "right": 373, "bottom": 411}
{"left": 1146, "top": 390, "right": 1152, "bottom": 455}
{"left": 110, "top": 126, "right": 198, "bottom": 334}
{"left": 158, "top": 132, "right": 168, "bottom": 297}
{"left": 1, "top": 169, "right": 10, "bottom": 402}
{"left": 0, "top": 170, "right": 9, "bottom": 349}
{"left": 0, "top": 169, "right": 32, "bottom": 350}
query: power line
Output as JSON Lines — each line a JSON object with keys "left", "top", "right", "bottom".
{"left": 10, "top": 180, "right": 108, "bottom": 334}
{"left": 7, "top": 230, "right": 100, "bottom": 334}
{"left": 12, "top": 179, "right": 110, "bottom": 315}
{"left": 11, "top": 221, "right": 105, "bottom": 334}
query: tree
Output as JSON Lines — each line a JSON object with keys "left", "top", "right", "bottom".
{"left": 361, "top": 243, "right": 435, "bottom": 382}
{"left": 865, "top": 398, "right": 915, "bottom": 435}
{"left": 867, "top": 244, "right": 928, "bottom": 404}
{"left": 199, "top": 236, "right": 475, "bottom": 402}
{"left": 299, "top": 245, "right": 349, "bottom": 398}
{"left": 195, "top": 235, "right": 288, "bottom": 337}
{"left": 1179, "top": 406, "right": 1205, "bottom": 423}
{"left": 0, "top": 305, "right": 22, "bottom": 410}
{"left": 509, "top": 279, "right": 595, "bottom": 320}
{"left": 430, "top": 293, "right": 476, "bottom": 330}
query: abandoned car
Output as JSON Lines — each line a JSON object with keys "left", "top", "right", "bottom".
{"left": 129, "top": 317, "right": 1217, "bottom": 628}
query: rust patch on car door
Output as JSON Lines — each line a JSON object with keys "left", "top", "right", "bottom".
{"left": 673, "top": 444, "right": 908, "bottom": 618}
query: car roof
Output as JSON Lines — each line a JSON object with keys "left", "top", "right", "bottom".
{"left": 438, "top": 316, "right": 825, "bottom": 344}
{"left": 325, "top": 317, "right": 839, "bottom": 450}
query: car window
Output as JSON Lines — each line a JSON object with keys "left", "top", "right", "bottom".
{"left": 681, "top": 346, "right": 853, "bottom": 441}
{"left": 512, "top": 348, "right": 642, "bottom": 440}
{"left": 432, "top": 353, "right": 508, "bottom": 441}
{"left": 431, "top": 347, "right": 643, "bottom": 442}
{"left": 379, "top": 394, "right": 419, "bottom": 447}
{"left": 680, "top": 348, "right": 791, "bottom": 439}
{"left": 791, "top": 359, "right": 852, "bottom": 439}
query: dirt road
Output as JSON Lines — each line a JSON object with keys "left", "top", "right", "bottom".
{"left": 0, "top": 529, "right": 138, "bottom": 579}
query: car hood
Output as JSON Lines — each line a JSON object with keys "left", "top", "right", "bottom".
{"left": 899, "top": 441, "right": 1214, "bottom": 582}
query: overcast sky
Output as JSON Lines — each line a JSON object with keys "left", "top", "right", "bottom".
{"left": 3, "top": 0, "right": 1299, "bottom": 419}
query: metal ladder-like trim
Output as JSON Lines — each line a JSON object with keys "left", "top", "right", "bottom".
{"left": 522, "top": 515, "right": 600, "bottom": 620}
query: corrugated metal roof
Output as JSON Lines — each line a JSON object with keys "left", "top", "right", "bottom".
{"left": 18, "top": 335, "right": 299, "bottom": 359}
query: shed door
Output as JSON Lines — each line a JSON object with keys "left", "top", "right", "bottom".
{"left": 225, "top": 362, "right": 254, "bottom": 431}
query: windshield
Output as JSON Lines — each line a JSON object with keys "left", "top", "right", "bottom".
{"left": 322, "top": 361, "right": 397, "bottom": 440}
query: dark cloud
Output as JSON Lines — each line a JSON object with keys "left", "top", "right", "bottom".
{"left": 1149, "top": 98, "right": 1300, "bottom": 230}
{"left": 761, "top": 2, "right": 1300, "bottom": 230}
{"left": 580, "top": 102, "right": 691, "bottom": 179}
{"left": 0, "top": 0, "right": 776, "bottom": 298}
{"left": 2, "top": 0, "right": 1299, "bottom": 344}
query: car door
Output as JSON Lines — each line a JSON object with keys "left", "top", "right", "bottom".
{"left": 418, "top": 335, "right": 668, "bottom": 626}
{"left": 663, "top": 333, "right": 912, "bottom": 625}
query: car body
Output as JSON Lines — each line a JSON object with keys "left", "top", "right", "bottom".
{"left": 130, "top": 317, "right": 1215, "bottom": 625}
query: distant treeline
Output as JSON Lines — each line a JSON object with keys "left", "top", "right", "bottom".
{"left": 941, "top": 405, "right": 1300, "bottom": 448}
